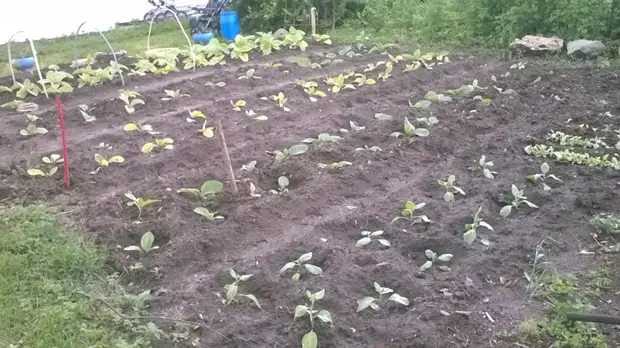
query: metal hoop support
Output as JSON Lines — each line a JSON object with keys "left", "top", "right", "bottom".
{"left": 147, "top": 9, "right": 196, "bottom": 71}
{"left": 7, "top": 31, "right": 49, "bottom": 98}
{"left": 72, "top": 22, "right": 125, "bottom": 86}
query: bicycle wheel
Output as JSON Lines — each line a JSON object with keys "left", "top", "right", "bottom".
{"left": 176, "top": 11, "right": 188, "bottom": 20}
{"left": 143, "top": 11, "right": 154, "bottom": 22}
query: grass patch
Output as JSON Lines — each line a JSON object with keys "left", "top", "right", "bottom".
{"left": 0, "top": 21, "right": 192, "bottom": 77}
{"left": 516, "top": 240, "right": 612, "bottom": 348}
{"left": 0, "top": 206, "right": 180, "bottom": 347}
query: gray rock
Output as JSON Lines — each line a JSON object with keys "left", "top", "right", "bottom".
{"left": 510, "top": 35, "right": 563, "bottom": 55}
{"left": 567, "top": 39, "right": 606, "bottom": 59}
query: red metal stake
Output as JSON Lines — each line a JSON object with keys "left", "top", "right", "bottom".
{"left": 55, "top": 96, "right": 70, "bottom": 189}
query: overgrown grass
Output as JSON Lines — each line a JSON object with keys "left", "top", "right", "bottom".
{"left": 0, "top": 206, "right": 175, "bottom": 347}
{"left": 0, "top": 20, "right": 193, "bottom": 77}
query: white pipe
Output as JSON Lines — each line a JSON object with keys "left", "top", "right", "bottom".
{"left": 73, "top": 22, "right": 126, "bottom": 86}
{"left": 7, "top": 31, "right": 49, "bottom": 99}
{"left": 147, "top": 9, "right": 196, "bottom": 71}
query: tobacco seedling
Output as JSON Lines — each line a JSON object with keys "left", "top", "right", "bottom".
{"left": 124, "top": 122, "right": 158, "bottom": 134}
{"left": 193, "top": 207, "right": 224, "bottom": 220}
{"left": 282, "top": 26, "right": 309, "bottom": 51}
{"left": 354, "top": 145, "right": 383, "bottom": 152}
{"left": 124, "top": 231, "right": 159, "bottom": 253}
{"left": 280, "top": 252, "right": 323, "bottom": 280}
{"left": 38, "top": 70, "right": 74, "bottom": 94}
{"left": 357, "top": 282, "right": 409, "bottom": 312}
{"left": 303, "top": 133, "right": 342, "bottom": 143}
{"left": 200, "top": 120, "right": 215, "bottom": 138}
{"left": 313, "top": 34, "right": 332, "bottom": 45}
{"left": 20, "top": 123, "right": 48, "bottom": 136}
{"left": 438, "top": 175, "right": 466, "bottom": 202}
{"left": 526, "top": 162, "right": 562, "bottom": 191}
{"left": 418, "top": 249, "right": 453, "bottom": 272}
{"left": 298, "top": 80, "right": 327, "bottom": 101}
{"left": 378, "top": 62, "right": 393, "bottom": 81}
{"left": 267, "top": 144, "right": 309, "bottom": 163}
{"left": 119, "top": 90, "right": 145, "bottom": 114}
{"left": 391, "top": 201, "right": 431, "bottom": 225}
{"left": 390, "top": 117, "right": 430, "bottom": 138}
{"left": 269, "top": 92, "right": 290, "bottom": 111}
{"left": 500, "top": 185, "right": 539, "bottom": 217}
{"left": 353, "top": 73, "right": 376, "bottom": 86}
{"left": 27, "top": 166, "right": 58, "bottom": 177}
{"left": 42, "top": 154, "right": 63, "bottom": 164}
{"left": 228, "top": 35, "right": 255, "bottom": 62}
{"left": 469, "top": 155, "right": 497, "bottom": 179}
{"left": 410, "top": 99, "right": 431, "bottom": 109}
{"left": 294, "top": 289, "right": 332, "bottom": 348}
{"left": 125, "top": 192, "right": 160, "bottom": 219}
{"left": 255, "top": 31, "right": 282, "bottom": 55}
{"left": 403, "top": 61, "right": 421, "bottom": 72}
{"left": 13, "top": 79, "right": 41, "bottom": 99}
{"left": 318, "top": 161, "right": 352, "bottom": 170}
{"left": 356, "top": 230, "right": 390, "bottom": 248}
{"left": 78, "top": 104, "right": 96, "bottom": 122}
{"left": 463, "top": 207, "right": 494, "bottom": 245}
{"left": 325, "top": 74, "right": 355, "bottom": 93}
{"left": 161, "top": 89, "right": 189, "bottom": 100}
{"left": 231, "top": 99, "right": 246, "bottom": 111}
{"left": 178, "top": 180, "right": 223, "bottom": 201}
{"left": 141, "top": 138, "right": 174, "bottom": 153}
{"left": 245, "top": 109, "right": 268, "bottom": 121}
{"left": 238, "top": 68, "right": 262, "bottom": 80}
{"left": 94, "top": 154, "right": 125, "bottom": 167}
{"left": 364, "top": 61, "right": 386, "bottom": 72}
{"left": 270, "top": 176, "right": 289, "bottom": 194}
{"left": 223, "top": 269, "right": 261, "bottom": 308}
{"left": 204, "top": 81, "right": 226, "bottom": 88}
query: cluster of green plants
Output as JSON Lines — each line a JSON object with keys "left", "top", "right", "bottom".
{"left": 525, "top": 143, "right": 620, "bottom": 170}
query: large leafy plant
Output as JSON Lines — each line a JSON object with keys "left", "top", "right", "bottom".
{"left": 228, "top": 35, "right": 255, "bottom": 62}
{"left": 282, "top": 26, "right": 308, "bottom": 51}
{"left": 255, "top": 31, "right": 282, "bottom": 55}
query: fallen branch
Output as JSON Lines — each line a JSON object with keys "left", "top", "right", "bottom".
{"left": 216, "top": 119, "right": 239, "bottom": 194}
{"left": 566, "top": 312, "right": 620, "bottom": 325}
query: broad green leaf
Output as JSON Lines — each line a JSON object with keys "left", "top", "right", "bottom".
{"left": 414, "top": 128, "right": 430, "bottom": 137}
{"left": 280, "top": 262, "right": 296, "bottom": 273}
{"left": 500, "top": 205, "right": 512, "bottom": 217}
{"left": 404, "top": 118, "right": 415, "bottom": 137}
{"left": 437, "top": 254, "right": 453, "bottom": 262}
{"left": 444, "top": 192, "right": 454, "bottom": 202}
{"left": 356, "top": 237, "right": 372, "bottom": 247}
{"left": 27, "top": 168, "right": 46, "bottom": 176}
{"left": 177, "top": 188, "right": 201, "bottom": 197}
{"left": 201, "top": 180, "right": 223, "bottom": 195}
{"left": 292, "top": 272, "right": 301, "bottom": 281}
{"left": 109, "top": 156, "right": 124, "bottom": 163}
{"left": 226, "top": 284, "right": 238, "bottom": 302}
{"left": 425, "top": 249, "right": 435, "bottom": 259}
{"left": 124, "top": 123, "right": 138, "bottom": 131}
{"left": 241, "top": 294, "right": 261, "bottom": 308}
{"left": 479, "top": 221, "right": 494, "bottom": 231}
{"left": 304, "top": 264, "right": 323, "bottom": 275}
{"left": 229, "top": 269, "right": 238, "bottom": 279}
{"left": 312, "top": 289, "right": 325, "bottom": 300}
{"left": 123, "top": 245, "right": 142, "bottom": 252}
{"left": 301, "top": 331, "right": 317, "bottom": 348}
{"left": 141, "top": 231, "right": 155, "bottom": 252}
{"left": 388, "top": 293, "right": 410, "bottom": 306}
{"left": 541, "top": 162, "right": 550, "bottom": 174}
{"left": 405, "top": 201, "right": 416, "bottom": 210}
{"left": 463, "top": 229, "right": 476, "bottom": 245}
{"left": 294, "top": 305, "right": 308, "bottom": 319}
{"left": 356, "top": 297, "right": 377, "bottom": 312}
{"left": 298, "top": 252, "right": 312, "bottom": 263}
{"left": 378, "top": 239, "right": 391, "bottom": 247}
{"left": 483, "top": 168, "right": 494, "bottom": 179}
{"left": 141, "top": 143, "right": 155, "bottom": 153}
{"left": 316, "top": 310, "right": 332, "bottom": 323}
{"left": 419, "top": 260, "right": 433, "bottom": 272}
{"left": 239, "top": 274, "right": 253, "bottom": 281}
{"left": 278, "top": 176, "right": 289, "bottom": 188}
{"left": 413, "top": 100, "right": 431, "bottom": 109}
{"left": 288, "top": 144, "right": 309, "bottom": 156}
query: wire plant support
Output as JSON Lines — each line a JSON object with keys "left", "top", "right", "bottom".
{"left": 146, "top": 9, "right": 196, "bottom": 71}
{"left": 7, "top": 31, "right": 49, "bottom": 98}
{"left": 72, "top": 22, "right": 126, "bottom": 86}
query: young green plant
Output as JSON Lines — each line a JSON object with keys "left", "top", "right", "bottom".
{"left": 267, "top": 144, "right": 309, "bottom": 163}
{"left": 527, "top": 162, "right": 562, "bottom": 191}
{"left": 500, "top": 185, "right": 539, "bottom": 217}
{"left": 356, "top": 230, "right": 390, "bottom": 248}
{"left": 294, "top": 289, "right": 332, "bottom": 348}
{"left": 161, "top": 89, "right": 189, "bottom": 100}
{"left": 228, "top": 35, "right": 255, "bottom": 62}
{"left": 223, "top": 269, "right": 261, "bottom": 308}
{"left": 94, "top": 154, "right": 124, "bottom": 168}
{"left": 438, "top": 175, "right": 465, "bottom": 202}
{"left": 302, "top": 133, "right": 342, "bottom": 143}
{"left": 325, "top": 74, "right": 355, "bottom": 93}
{"left": 119, "top": 90, "right": 145, "bottom": 114}
{"left": 20, "top": 123, "right": 48, "bottom": 136}
{"left": 356, "top": 282, "right": 409, "bottom": 312}
{"left": 78, "top": 104, "right": 96, "bottom": 122}
{"left": 255, "top": 31, "right": 282, "bottom": 55}
{"left": 123, "top": 231, "right": 158, "bottom": 253}
{"left": 463, "top": 207, "right": 494, "bottom": 245}
{"left": 390, "top": 117, "right": 430, "bottom": 139}
{"left": 231, "top": 99, "right": 246, "bottom": 111}
{"left": 238, "top": 68, "right": 262, "bottom": 80}
{"left": 280, "top": 252, "right": 323, "bottom": 280}
{"left": 193, "top": 207, "right": 224, "bottom": 220}
{"left": 317, "top": 161, "right": 352, "bottom": 170}
{"left": 178, "top": 180, "right": 223, "bottom": 201}
{"left": 469, "top": 155, "right": 497, "bottom": 179}
{"left": 124, "top": 122, "right": 158, "bottom": 134}
{"left": 125, "top": 192, "right": 160, "bottom": 219}
{"left": 418, "top": 249, "right": 453, "bottom": 272}
{"left": 270, "top": 175, "right": 290, "bottom": 194}
{"left": 391, "top": 201, "right": 431, "bottom": 225}
{"left": 269, "top": 92, "right": 290, "bottom": 112}
{"left": 141, "top": 138, "right": 174, "bottom": 153}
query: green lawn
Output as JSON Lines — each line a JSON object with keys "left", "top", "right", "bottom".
{"left": 0, "top": 206, "right": 162, "bottom": 347}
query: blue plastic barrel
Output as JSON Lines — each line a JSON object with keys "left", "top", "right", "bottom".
{"left": 220, "top": 11, "right": 240, "bottom": 41}
{"left": 13, "top": 56, "right": 35, "bottom": 71}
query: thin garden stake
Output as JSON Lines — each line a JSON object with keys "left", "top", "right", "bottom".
{"left": 56, "top": 96, "right": 70, "bottom": 189}
{"left": 216, "top": 119, "right": 238, "bottom": 194}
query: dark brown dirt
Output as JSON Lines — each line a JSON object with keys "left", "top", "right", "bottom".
{"left": 2, "top": 46, "right": 620, "bottom": 348}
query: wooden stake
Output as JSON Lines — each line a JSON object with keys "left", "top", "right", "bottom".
{"left": 216, "top": 119, "right": 238, "bottom": 194}
{"left": 310, "top": 7, "right": 317, "bottom": 36}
